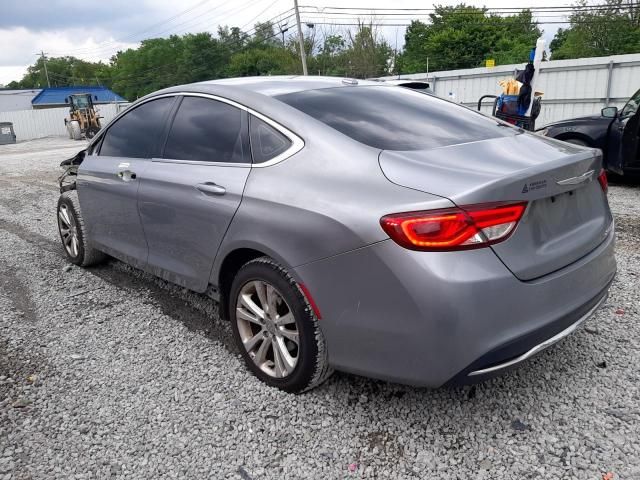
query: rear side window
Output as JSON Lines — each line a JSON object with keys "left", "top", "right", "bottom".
{"left": 277, "top": 86, "right": 512, "bottom": 151}
{"left": 163, "top": 96, "right": 246, "bottom": 163}
{"left": 100, "top": 97, "right": 174, "bottom": 158}
{"left": 249, "top": 115, "right": 292, "bottom": 163}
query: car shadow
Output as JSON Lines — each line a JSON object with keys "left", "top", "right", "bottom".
{"left": 86, "top": 257, "right": 603, "bottom": 414}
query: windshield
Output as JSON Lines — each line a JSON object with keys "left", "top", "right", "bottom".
{"left": 621, "top": 89, "right": 640, "bottom": 118}
{"left": 72, "top": 96, "right": 90, "bottom": 109}
{"left": 276, "top": 86, "right": 512, "bottom": 151}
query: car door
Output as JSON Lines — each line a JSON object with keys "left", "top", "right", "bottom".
{"left": 607, "top": 88, "right": 640, "bottom": 173}
{"left": 137, "top": 95, "right": 251, "bottom": 292}
{"left": 619, "top": 90, "right": 640, "bottom": 170}
{"left": 77, "top": 96, "right": 176, "bottom": 267}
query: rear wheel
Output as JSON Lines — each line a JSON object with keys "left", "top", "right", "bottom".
{"left": 57, "top": 192, "right": 107, "bottom": 267}
{"left": 229, "top": 257, "right": 332, "bottom": 393}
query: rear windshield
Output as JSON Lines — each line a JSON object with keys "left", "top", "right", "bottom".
{"left": 277, "top": 86, "right": 513, "bottom": 151}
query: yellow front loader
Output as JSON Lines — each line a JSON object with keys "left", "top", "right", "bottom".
{"left": 64, "top": 93, "right": 102, "bottom": 140}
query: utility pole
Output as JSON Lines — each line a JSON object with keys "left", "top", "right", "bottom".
{"left": 279, "top": 22, "right": 289, "bottom": 47}
{"left": 293, "top": 0, "right": 308, "bottom": 75}
{"left": 38, "top": 51, "right": 51, "bottom": 88}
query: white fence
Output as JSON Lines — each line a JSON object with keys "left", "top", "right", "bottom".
{"left": 380, "top": 53, "right": 640, "bottom": 127}
{"left": 0, "top": 103, "right": 129, "bottom": 142}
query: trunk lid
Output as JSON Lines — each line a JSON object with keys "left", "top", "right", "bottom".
{"left": 379, "top": 133, "right": 613, "bottom": 280}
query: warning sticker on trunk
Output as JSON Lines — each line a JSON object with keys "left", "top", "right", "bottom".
{"left": 522, "top": 180, "right": 547, "bottom": 194}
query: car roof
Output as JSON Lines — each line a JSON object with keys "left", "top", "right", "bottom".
{"left": 196, "top": 75, "right": 384, "bottom": 97}
{"left": 139, "top": 76, "right": 398, "bottom": 141}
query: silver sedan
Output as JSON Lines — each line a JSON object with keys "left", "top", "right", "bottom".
{"left": 57, "top": 76, "right": 616, "bottom": 392}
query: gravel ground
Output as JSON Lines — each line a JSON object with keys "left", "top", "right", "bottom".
{"left": 1, "top": 137, "right": 639, "bottom": 480}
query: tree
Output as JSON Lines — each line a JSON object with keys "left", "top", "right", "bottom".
{"left": 314, "top": 34, "right": 348, "bottom": 76}
{"left": 4, "top": 17, "right": 394, "bottom": 96}
{"left": 218, "top": 26, "right": 248, "bottom": 49}
{"left": 343, "top": 23, "right": 393, "bottom": 78}
{"left": 249, "top": 22, "right": 280, "bottom": 47}
{"left": 227, "top": 46, "right": 299, "bottom": 76}
{"left": 9, "top": 56, "right": 110, "bottom": 89}
{"left": 550, "top": 0, "right": 640, "bottom": 59}
{"left": 549, "top": 28, "right": 570, "bottom": 54}
{"left": 109, "top": 36, "right": 185, "bottom": 99}
{"left": 226, "top": 22, "right": 299, "bottom": 76}
{"left": 398, "top": 5, "right": 541, "bottom": 73}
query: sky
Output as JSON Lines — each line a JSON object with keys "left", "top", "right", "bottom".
{"left": 0, "top": 0, "right": 569, "bottom": 86}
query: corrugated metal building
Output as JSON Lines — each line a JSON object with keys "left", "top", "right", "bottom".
{"left": 31, "top": 86, "right": 127, "bottom": 109}
{"left": 0, "top": 89, "right": 41, "bottom": 112}
{"left": 0, "top": 85, "right": 129, "bottom": 141}
{"left": 0, "top": 103, "right": 129, "bottom": 141}
{"left": 379, "top": 53, "right": 640, "bottom": 126}
{"left": 0, "top": 86, "right": 127, "bottom": 112}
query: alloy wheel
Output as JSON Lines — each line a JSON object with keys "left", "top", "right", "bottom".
{"left": 235, "top": 280, "right": 300, "bottom": 378}
{"left": 58, "top": 204, "right": 80, "bottom": 257}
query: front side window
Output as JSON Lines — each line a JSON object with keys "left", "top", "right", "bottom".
{"left": 249, "top": 115, "right": 292, "bottom": 163}
{"left": 100, "top": 97, "right": 174, "bottom": 158}
{"left": 621, "top": 89, "right": 640, "bottom": 118}
{"left": 163, "top": 96, "right": 246, "bottom": 163}
{"left": 277, "top": 86, "right": 513, "bottom": 151}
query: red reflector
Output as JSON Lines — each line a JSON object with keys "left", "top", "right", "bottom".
{"left": 380, "top": 202, "right": 527, "bottom": 251}
{"left": 299, "top": 283, "right": 322, "bottom": 319}
{"left": 598, "top": 169, "right": 608, "bottom": 194}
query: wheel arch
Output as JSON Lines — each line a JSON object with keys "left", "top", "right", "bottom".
{"left": 214, "top": 244, "right": 300, "bottom": 321}
{"left": 552, "top": 132, "right": 595, "bottom": 146}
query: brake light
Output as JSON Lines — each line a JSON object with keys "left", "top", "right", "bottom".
{"left": 380, "top": 202, "right": 527, "bottom": 251}
{"left": 597, "top": 169, "right": 608, "bottom": 194}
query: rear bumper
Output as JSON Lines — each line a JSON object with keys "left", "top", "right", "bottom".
{"left": 295, "top": 226, "right": 616, "bottom": 387}
{"left": 445, "top": 282, "right": 610, "bottom": 385}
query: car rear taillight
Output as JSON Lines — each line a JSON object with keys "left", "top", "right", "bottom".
{"left": 380, "top": 202, "right": 527, "bottom": 251}
{"left": 597, "top": 169, "right": 608, "bottom": 194}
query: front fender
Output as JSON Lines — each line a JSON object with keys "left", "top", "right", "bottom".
{"left": 541, "top": 117, "right": 611, "bottom": 150}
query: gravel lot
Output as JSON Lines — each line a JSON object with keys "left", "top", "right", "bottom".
{"left": 1, "top": 137, "right": 639, "bottom": 480}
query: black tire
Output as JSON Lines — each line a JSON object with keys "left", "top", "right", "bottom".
{"left": 68, "top": 121, "right": 82, "bottom": 140}
{"left": 229, "top": 257, "right": 332, "bottom": 393}
{"left": 57, "top": 191, "right": 108, "bottom": 267}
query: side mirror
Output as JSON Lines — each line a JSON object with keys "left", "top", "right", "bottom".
{"left": 601, "top": 106, "right": 618, "bottom": 118}
{"left": 65, "top": 97, "right": 69, "bottom": 104}
{"left": 94, "top": 95, "right": 98, "bottom": 101}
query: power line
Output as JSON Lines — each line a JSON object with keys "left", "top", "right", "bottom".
{"left": 48, "top": 0, "right": 217, "bottom": 55}
{"left": 47, "top": 0, "right": 271, "bottom": 57}
{"left": 298, "top": 3, "right": 638, "bottom": 12}
{"left": 106, "top": 9, "right": 297, "bottom": 86}
{"left": 46, "top": 1, "right": 639, "bottom": 60}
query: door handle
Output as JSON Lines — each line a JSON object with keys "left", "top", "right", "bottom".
{"left": 117, "top": 170, "right": 137, "bottom": 181}
{"left": 196, "top": 182, "right": 226, "bottom": 196}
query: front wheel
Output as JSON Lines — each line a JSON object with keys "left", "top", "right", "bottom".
{"left": 57, "top": 192, "right": 107, "bottom": 267}
{"left": 68, "top": 120, "right": 82, "bottom": 140}
{"left": 229, "top": 257, "right": 332, "bottom": 393}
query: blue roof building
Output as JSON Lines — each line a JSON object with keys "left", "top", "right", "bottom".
{"left": 31, "top": 86, "right": 127, "bottom": 109}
